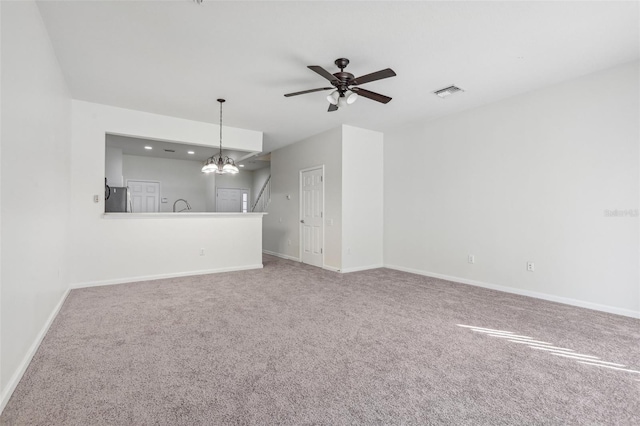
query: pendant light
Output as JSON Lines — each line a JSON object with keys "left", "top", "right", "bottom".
{"left": 202, "top": 99, "right": 239, "bottom": 174}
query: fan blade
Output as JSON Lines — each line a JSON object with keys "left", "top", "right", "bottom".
{"left": 352, "top": 88, "right": 392, "bottom": 104}
{"left": 328, "top": 104, "right": 338, "bottom": 112}
{"left": 284, "top": 87, "right": 333, "bottom": 97}
{"left": 308, "top": 65, "right": 339, "bottom": 83}
{"left": 352, "top": 68, "right": 396, "bottom": 86}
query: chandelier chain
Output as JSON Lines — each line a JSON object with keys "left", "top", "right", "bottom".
{"left": 219, "top": 100, "right": 223, "bottom": 154}
{"left": 201, "top": 98, "right": 237, "bottom": 174}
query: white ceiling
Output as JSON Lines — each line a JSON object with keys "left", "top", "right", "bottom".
{"left": 37, "top": 1, "right": 639, "bottom": 153}
{"left": 106, "top": 134, "right": 269, "bottom": 171}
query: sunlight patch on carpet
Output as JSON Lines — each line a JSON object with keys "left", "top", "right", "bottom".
{"left": 457, "top": 324, "right": 638, "bottom": 376}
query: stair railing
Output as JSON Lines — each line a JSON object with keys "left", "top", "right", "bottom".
{"left": 251, "top": 175, "right": 271, "bottom": 212}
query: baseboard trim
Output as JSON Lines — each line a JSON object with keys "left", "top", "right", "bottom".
{"left": 341, "top": 264, "right": 384, "bottom": 273}
{"left": 70, "top": 264, "right": 264, "bottom": 289}
{"left": 0, "top": 288, "right": 70, "bottom": 415}
{"left": 384, "top": 264, "right": 640, "bottom": 319}
{"left": 322, "top": 265, "right": 341, "bottom": 272}
{"left": 262, "top": 250, "right": 342, "bottom": 272}
{"left": 262, "top": 250, "right": 300, "bottom": 262}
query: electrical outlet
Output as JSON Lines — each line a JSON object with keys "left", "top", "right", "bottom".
{"left": 468, "top": 255, "right": 475, "bottom": 264}
{"left": 93, "top": 195, "right": 99, "bottom": 203}
{"left": 527, "top": 262, "right": 535, "bottom": 272}
{"left": 287, "top": 239, "right": 291, "bottom": 245}
{"left": 200, "top": 248, "right": 205, "bottom": 256}
{"left": 279, "top": 217, "right": 283, "bottom": 223}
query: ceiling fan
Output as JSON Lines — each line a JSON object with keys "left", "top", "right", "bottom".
{"left": 284, "top": 58, "right": 396, "bottom": 112}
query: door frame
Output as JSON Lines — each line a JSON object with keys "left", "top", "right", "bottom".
{"left": 126, "top": 179, "right": 161, "bottom": 213}
{"left": 299, "top": 165, "right": 325, "bottom": 267}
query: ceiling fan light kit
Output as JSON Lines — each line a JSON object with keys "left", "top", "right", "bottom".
{"left": 327, "top": 90, "right": 340, "bottom": 105}
{"left": 337, "top": 94, "right": 347, "bottom": 108}
{"left": 285, "top": 58, "right": 396, "bottom": 112}
{"left": 202, "top": 99, "right": 239, "bottom": 175}
{"left": 345, "top": 91, "right": 358, "bottom": 105}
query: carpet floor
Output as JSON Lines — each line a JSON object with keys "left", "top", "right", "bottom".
{"left": 1, "top": 255, "right": 639, "bottom": 425}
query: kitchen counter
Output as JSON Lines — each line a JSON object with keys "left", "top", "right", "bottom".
{"left": 103, "top": 212, "right": 267, "bottom": 219}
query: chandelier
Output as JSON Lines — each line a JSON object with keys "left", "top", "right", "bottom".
{"left": 202, "top": 99, "right": 239, "bottom": 174}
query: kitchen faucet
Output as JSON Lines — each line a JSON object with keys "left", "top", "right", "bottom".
{"left": 173, "top": 199, "right": 192, "bottom": 212}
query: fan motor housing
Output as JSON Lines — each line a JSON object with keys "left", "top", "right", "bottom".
{"left": 333, "top": 72, "right": 354, "bottom": 85}
{"left": 334, "top": 58, "right": 350, "bottom": 70}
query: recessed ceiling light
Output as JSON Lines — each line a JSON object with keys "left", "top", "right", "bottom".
{"left": 144, "top": 146, "right": 153, "bottom": 150}
{"left": 239, "top": 164, "right": 245, "bottom": 167}
{"left": 188, "top": 151, "right": 195, "bottom": 155}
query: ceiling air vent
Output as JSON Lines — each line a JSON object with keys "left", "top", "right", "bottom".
{"left": 164, "top": 149, "right": 175, "bottom": 153}
{"left": 434, "top": 85, "right": 464, "bottom": 98}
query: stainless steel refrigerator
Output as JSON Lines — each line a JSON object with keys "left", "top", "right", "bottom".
{"left": 105, "top": 186, "right": 129, "bottom": 212}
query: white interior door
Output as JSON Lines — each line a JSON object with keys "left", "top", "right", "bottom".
{"left": 127, "top": 180, "right": 160, "bottom": 213}
{"left": 300, "top": 167, "right": 324, "bottom": 267}
{"left": 217, "top": 188, "right": 249, "bottom": 212}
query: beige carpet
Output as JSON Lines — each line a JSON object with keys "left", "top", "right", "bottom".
{"left": 1, "top": 255, "right": 639, "bottom": 425}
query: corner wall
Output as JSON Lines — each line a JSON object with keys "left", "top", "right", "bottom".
{"left": 384, "top": 61, "right": 640, "bottom": 317}
{"left": 342, "top": 126, "right": 384, "bottom": 272}
{"left": 264, "top": 125, "right": 385, "bottom": 273}
{"left": 0, "top": 0, "right": 72, "bottom": 406}
{"left": 264, "top": 127, "right": 342, "bottom": 269}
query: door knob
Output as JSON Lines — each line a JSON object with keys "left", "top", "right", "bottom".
{"left": 300, "top": 219, "right": 305, "bottom": 223}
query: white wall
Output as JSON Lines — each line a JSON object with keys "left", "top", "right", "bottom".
{"left": 205, "top": 171, "right": 217, "bottom": 212}
{"left": 68, "top": 100, "right": 263, "bottom": 286}
{"left": 122, "top": 155, "right": 209, "bottom": 212}
{"left": 342, "top": 126, "right": 384, "bottom": 272}
{"left": 264, "top": 127, "right": 342, "bottom": 269}
{"left": 0, "top": 0, "right": 71, "bottom": 406}
{"left": 265, "top": 125, "right": 385, "bottom": 273}
{"left": 216, "top": 171, "right": 254, "bottom": 210}
{"left": 105, "top": 146, "right": 123, "bottom": 187}
{"left": 78, "top": 214, "right": 264, "bottom": 285}
{"left": 384, "top": 61, "right": 640, "bottom": 317}
{"left": 252, "top": 166, "right": 271, "bottom": 209}
{"left": 0, "top": 0, "right": 3, "bottom": 403}
{"left": 0, "top": 1, "right": 3, "bottom": 400}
